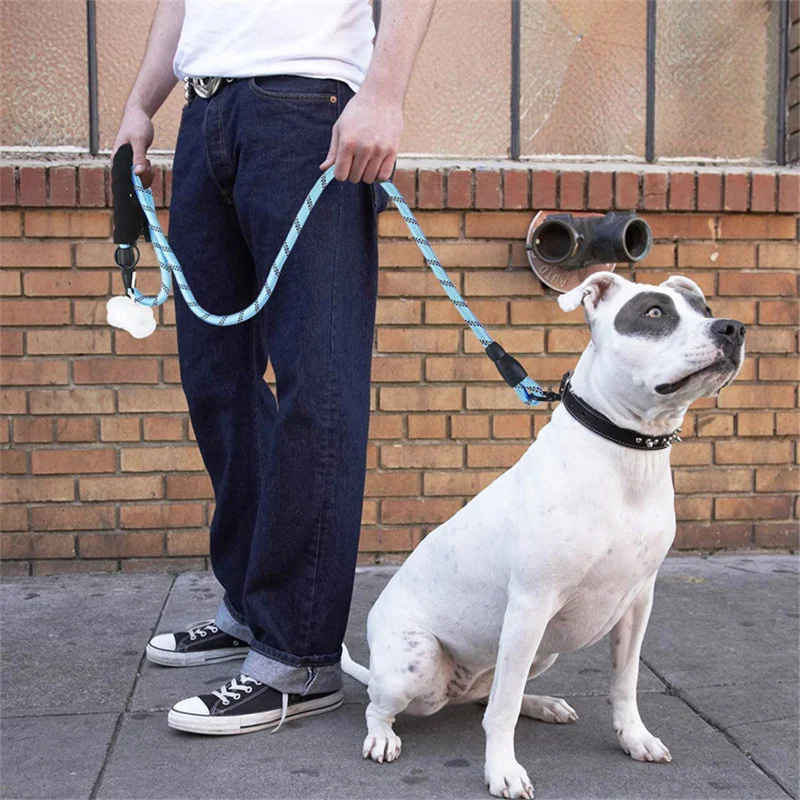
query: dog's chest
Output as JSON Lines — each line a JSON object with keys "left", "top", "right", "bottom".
{"left": 540, "top": 514, "right": 673, "bottom": 653}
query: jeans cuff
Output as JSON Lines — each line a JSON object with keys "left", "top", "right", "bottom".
{"left": 242, "top": 648, "right": 343, "bottom": 695}
{"left": 214, "top": 597, "right": 253, "bottom": 644}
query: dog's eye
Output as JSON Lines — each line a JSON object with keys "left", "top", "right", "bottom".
{"left": 646, "top": 306, "right": 663, "bottom": 319}
{"left": 704, "top": 305, "right": 713, "bottom": 317}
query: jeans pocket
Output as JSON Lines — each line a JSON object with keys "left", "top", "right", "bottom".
{"left": 248, "top": 76, "right": 340, "bottom": 104}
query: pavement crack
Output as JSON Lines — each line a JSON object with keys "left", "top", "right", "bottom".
{"left": 640, "top": 655, "right": 795, "bottom": 799}
{"left": 88, "top": 574, "right": 176, "bottom": 800}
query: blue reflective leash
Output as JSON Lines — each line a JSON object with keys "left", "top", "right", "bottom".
{"left": 122, "top": 165, "right": 560, "bottom": 407}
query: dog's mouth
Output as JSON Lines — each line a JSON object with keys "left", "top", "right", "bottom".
{"left": 655, "top": 358, "right": 739, "bottom": 395}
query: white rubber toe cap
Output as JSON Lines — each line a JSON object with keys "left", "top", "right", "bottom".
{"left": 172, "top": 696, "right": 210, "bottom": 716}
{"left": 148, "top": 633, "right": 177, "bottom": 652}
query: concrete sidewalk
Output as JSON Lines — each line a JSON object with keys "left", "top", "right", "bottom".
{"left": 1, "top": 554, "right": 797, "bottom": 800}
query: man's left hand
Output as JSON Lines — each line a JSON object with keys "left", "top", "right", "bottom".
{"left": 320, "top": 89, "right": 403, "bottom": 184}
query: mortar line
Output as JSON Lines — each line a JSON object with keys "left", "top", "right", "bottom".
{"left": 88, "top": 574, "right": 176, "bottom": 800}
{"left": 640, "top": 655, "right": 794, "bottom": 799}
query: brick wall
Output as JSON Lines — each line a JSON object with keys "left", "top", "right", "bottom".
{"left": 0, "top": 162, "right": 798, "bottom": 575}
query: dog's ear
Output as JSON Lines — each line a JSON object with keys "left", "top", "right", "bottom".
{"left": 558, "top": 271, "right": 623, "bottom": 313}
{"left": 659, "top": 275, "right": 706, "bottom": 302}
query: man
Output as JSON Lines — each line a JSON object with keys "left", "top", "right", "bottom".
{"left": 112, "top": 0, "right": 434, "bottom": 735}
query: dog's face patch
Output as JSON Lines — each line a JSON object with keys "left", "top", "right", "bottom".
{"left": 613, "top": 292, "right": 681, "bottom": 339}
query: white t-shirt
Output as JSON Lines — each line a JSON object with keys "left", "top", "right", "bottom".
{"left": 173, "top": 0, "right": 375, "bottom": 92}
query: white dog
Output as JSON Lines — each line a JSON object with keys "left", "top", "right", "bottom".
{"left": 343, "top": 272, "right": 745, "bottom": 799}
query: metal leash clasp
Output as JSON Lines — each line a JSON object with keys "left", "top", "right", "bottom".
{"left": 114, "top": 243, "right": 140, "bottom": 297}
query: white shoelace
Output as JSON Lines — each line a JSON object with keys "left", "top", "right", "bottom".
{"left": 211, "top": 675, "right": 289, "bottom": 732}
{"left": 187, "top": 621, "right": 219, "bottom": 641}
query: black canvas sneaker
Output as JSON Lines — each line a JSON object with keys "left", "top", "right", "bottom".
{"left": 167, "top": 675, "right": 343, "bottom": 735}
{"left": 146, "top": 620, "right": 249, "bottom": 667}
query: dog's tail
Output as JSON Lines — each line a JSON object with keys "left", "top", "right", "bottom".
{"left": 341, "top": 643, "right": 369, "bottom": 685}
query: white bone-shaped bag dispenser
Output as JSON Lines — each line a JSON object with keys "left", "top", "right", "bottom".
{"left": 106, "top": 295, "right": 157, "bottom": 339}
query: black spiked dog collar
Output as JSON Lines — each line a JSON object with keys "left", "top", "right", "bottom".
{"left": 557, "top": 372, "right": 681, "bottom": 451}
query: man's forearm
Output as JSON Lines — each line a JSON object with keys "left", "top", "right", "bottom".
{"left": 360, "top": 0, "right": 436, "bottom": 103}
{"left": 124, "top": 0, "right": 185, "bottom": 118}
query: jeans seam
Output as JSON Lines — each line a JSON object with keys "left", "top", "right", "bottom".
{"left": 202, "top": 101, "right": 233, "bottom": 204}
{"left": 301, "top": 114, "right": 343, "bottom": 655}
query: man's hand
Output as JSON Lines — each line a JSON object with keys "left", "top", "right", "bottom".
{"left": 320, "top": 89, "right": 403, "bottom": 184}
{"left": 112, "top": 105, "right": 156, "bottom": 188}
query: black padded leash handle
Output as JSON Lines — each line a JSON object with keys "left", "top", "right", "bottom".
{"left": 112, "top": 144, "right": 150, "bottom": 245}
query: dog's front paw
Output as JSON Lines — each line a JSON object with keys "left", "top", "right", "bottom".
{"left": 362, "top": 729, "right": 402, "bottom": 763}
{"left": 484, "top": 758, "right": 534, "bottom": 799}
{"left": 616, "top": 724, "right": 672, "bottom": 763}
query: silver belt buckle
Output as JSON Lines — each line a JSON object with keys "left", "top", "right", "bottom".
{"left": 187, "top": 76, "right": 223, "bottom": 100}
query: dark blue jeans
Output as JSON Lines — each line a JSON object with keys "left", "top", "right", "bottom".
{"left": 169, "top": 76, "right": 381, "bottom": 694}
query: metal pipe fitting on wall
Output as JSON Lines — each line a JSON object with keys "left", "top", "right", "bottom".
{"left": 530, "top": 212, "right": 653, "bottom": 269}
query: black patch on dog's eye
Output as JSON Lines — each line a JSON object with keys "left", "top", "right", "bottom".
{"left": 673, "top": 286, "right": 711, "bottom": 317}
{"left": 614, "top": 292, "right": 680, "bottom": 338}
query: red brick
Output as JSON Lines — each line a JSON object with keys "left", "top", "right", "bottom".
{"left": 754, "top": 521, "right": 799, "bottom": 548}
{"left": 100, "top": 417, "right": 140, "bottom": 442}
{"left": 29, "top": 388, "right": 114, "bottom": 415}
{"left": 0, "top": 507, "right": 28, "bottom": 532}
{"left": 2, "top": 360, "right": 68, "bottom": 385}
{"left": 380, "top": 443, "right": 463, "bottom": 469}
{"left": 79, "top": 531, "right": 163, "bottom": 559}
{"left": 475, "top": 170, "right": 501, "bottom": 209}
{"left": 24, "top": 271, "right": 109, "bottom": 297}
{"left": 0, "top": 166, "right": 16, "bottom": 206}
{"left": 715, "top": 495, "right": 793, "bottom": 521}
{"left": 614, "top": 172, "right": 639, "bottom": 209}
{"left": 643, "top": 214, "right": 716, "bottom": 240}
{"left": 166, "top": 474, "right": 214, "bottom": 499}
{"left": 446, "top": 169, "right": 471, "bottom": 209}
{"left": 364, "top": 471, "right": 421, "bottom": 497}
{"left": 24, "top": 210, "right": 110, "bottom": 238}
{"left": 13, "top": 418, "right": 53, "bottom": 443}
{"left": 674, "top": 522, "right": 752, "bottom": 549}
{"left": 758, "top": 300, "right": 800, "bottom": 326}
{"left": 33, "top": 559, "right": 118, "bottom": 575}
{"left": 669, "top": 172, "right": 695, "bottom": 211}
{"left": 120, "top": 446, "right": 204, "bottom": 472}
{"left": 49, "top": 167, "right": 77, "bottom": 207}
{"left": 391, "top": 169, "right": 416, "bottom": 207}
{"left": 418, "top": 170, "right": 443, "bottom": 209}
{"left": 492, "top": 414, "right": 531, "bottom": 439}
{"left": 750, "top": 173, "right": 777, "bottom": 212}
{"left": 1, "top": 533, "right": 75, "bottom": 559}
{"left": 643, "top": 173, "right": 667, "bottom": 210}
{"left": 381, "top": 497, "right": 462, "bottom": 524}
{"left": 166, "top": 530, "right": 209, "bottom": 556}
{"left": 450, "top": 415, "right": 490, "bottom": 439}
{"left": 678, "top": 243, "right": 755, "bottom": 269}
{"left": 719, "top": 271, "right": 796, "bottom": 296}
{"left": 28, "top": 330, "right": 111, "bottom": 355}
{"left": 1, "top": 299, "right": 70, "bottom": 326}
{"left": 716, "top": 439, "right": 792, "bottom": 464}
{"left": 32, "top": 505, "right": 114, "bottom": 531}
{"left": 531, "top": 171, "right": 557, "bottom": 209}
{"left": 723, "top": 173, "right": 749, "bottom": 211}
{"left": 697, "top": 173, "right": 722, "bottom": 211}
{"left": 1, "top": 477, "right": 74, "bottom": 503}
{"left": 55, "top": 418, "right": 97, "bottom": 442}
{"left": 717, "top": 215, "right": 796, "bottom": 239}
{"left": 1, "top": 211, "right": 22, "bottom": 238}
{"left": 74, "top": 359, "right": 159, "bottom": 385}
{"left": 0, "top": 390, "right": 26, "bottom": 414}
{"left": 467, "top": 443, "right": 527, "bottom": 468}
{"left": 0, "top": 450, "right": 26, "bottom": 474}
{"left": 143, "top": 416, "right": 184, "bottom": 440}
{"left": 778, "top": 173, "right": 800, "bottom": 213}
{"left": 19, "top": 167, "right": 46, "bottom": 206}
{"left": 380, "top": 386, "right": 461, "bottom": 412}
{"left": 587, "top": 171, "right": 613, "bottom": 210}
{"left": 464, "top": 212, "right": 532, "bottom": 239}
{"left": 32, "top": 448, "right": 115, "bottom": 475}
{"left": 78, "top": 167, "right": 106, "bottom": 207}
{"left": 358, "top": 528, "right": 422, "bottom": 553}
{"left": 503, "top": 170, "right": 529, "bottom": 209}
{"left": 119, "top": 503, "right": 204, "bottom": 529}
{"left": 559, "top": 171, "right": 585, "bottom": 210}
{"left": 1, "top": 240, "right": 72, "bottom": 268}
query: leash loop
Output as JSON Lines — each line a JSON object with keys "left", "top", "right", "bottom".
{"left": 127, "top": 166, "right": 557, "bottom": 406}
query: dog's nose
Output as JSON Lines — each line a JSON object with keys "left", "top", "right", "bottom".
{"left": 710, "top": 318, "right": 746, "bottom": 348}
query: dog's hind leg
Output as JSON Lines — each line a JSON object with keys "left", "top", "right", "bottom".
{"left": 363, "top": 626, "right": 451, "bottom": 764}
{"left": 520, "top": 653, "right": 578, "bottom": 723}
